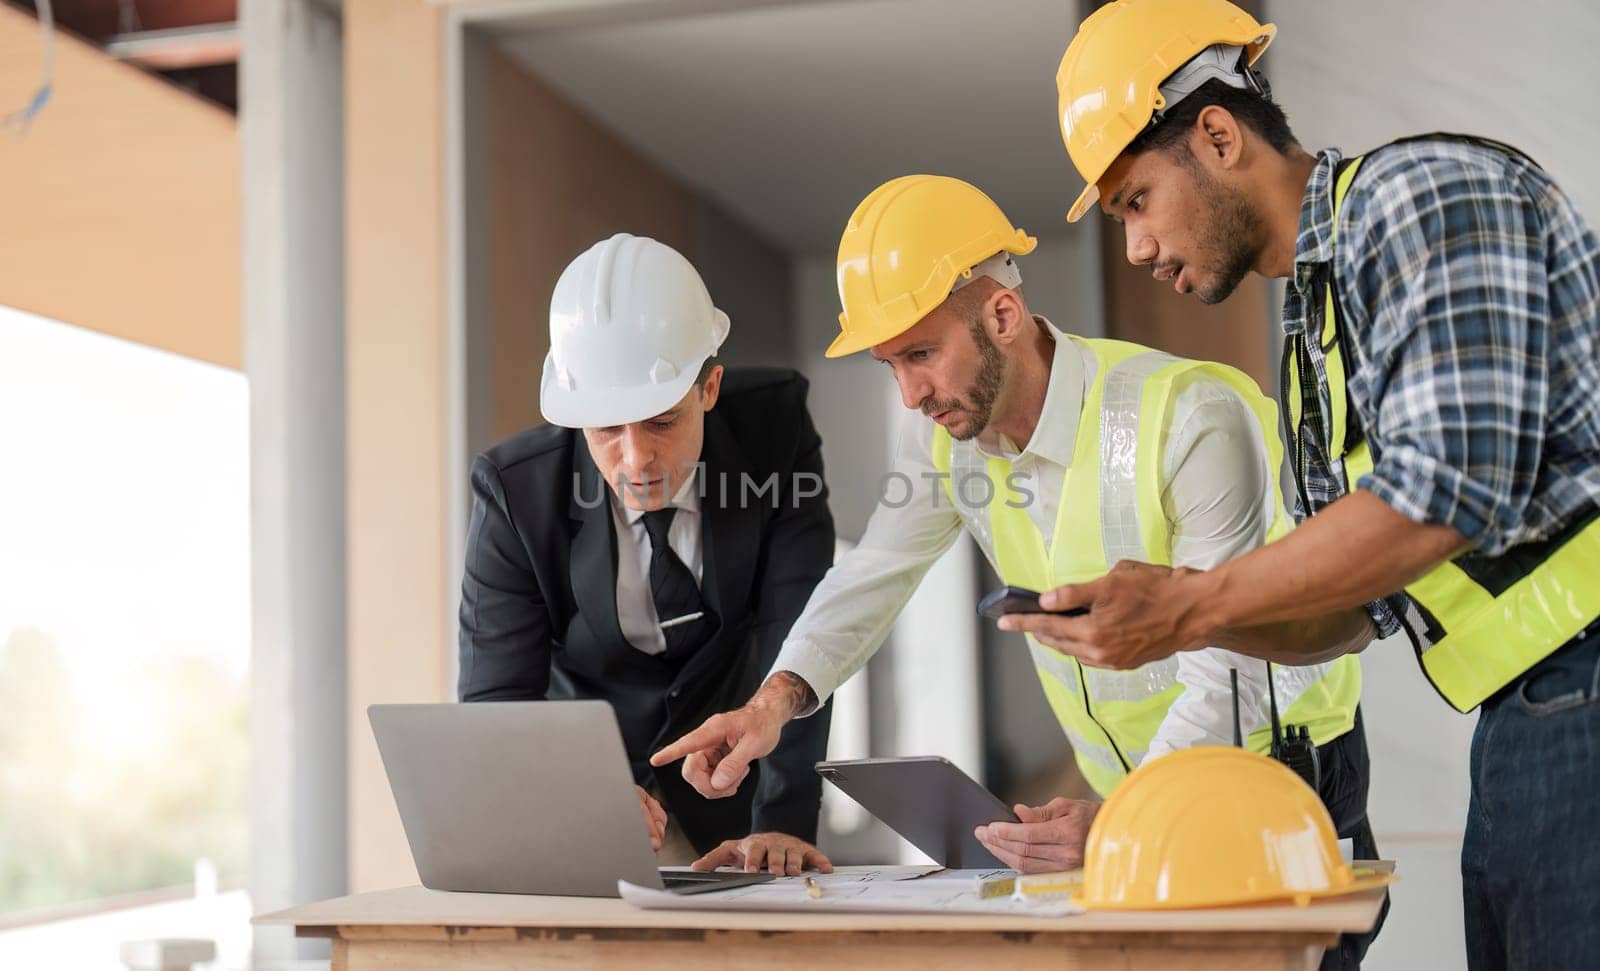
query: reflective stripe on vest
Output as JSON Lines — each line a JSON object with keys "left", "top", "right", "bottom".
{"left": 935, "top": 336, "right": 1361, "bottom": 796}
{"left": 1283, "top": 140, "right": 1600, "bottom": 713}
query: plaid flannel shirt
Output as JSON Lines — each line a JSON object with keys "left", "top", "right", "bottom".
{"left": 1283, "top": 140, "right": 1600, "bottom": 637}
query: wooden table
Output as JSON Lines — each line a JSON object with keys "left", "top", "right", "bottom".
{"left": 256, "top": 878, "right": 1389, "bottom": 970}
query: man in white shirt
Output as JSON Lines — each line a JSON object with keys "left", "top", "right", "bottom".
{"left": 458, "top": 234, "right": 836, "bottom": 875}
{"left": 653, "top": 178, "right": 1378, "bottom": 918}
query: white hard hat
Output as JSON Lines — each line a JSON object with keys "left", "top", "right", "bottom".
{"left": 540, "top": 233, "right": 731, "bottom": 428}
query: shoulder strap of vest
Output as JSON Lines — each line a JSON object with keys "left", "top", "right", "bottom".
{"left": 1279, "top": 152, "right": 1367, "bottom": 510}
{"left": 1322, "top": 155, "right": 1366, "bottom": 461}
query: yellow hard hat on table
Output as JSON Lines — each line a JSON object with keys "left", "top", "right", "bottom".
{"left": 1074, "top": 746, "right": 1395, "bottom": 910}
{"left": 1056, "top": 0, "right": 1276, "bottom": 223}
{"left": 829, "top": 175, "right": 1035, "bottom": 358}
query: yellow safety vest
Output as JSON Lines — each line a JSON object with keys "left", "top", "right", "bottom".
{"left": 1284, "top": 140, "right": 1600, "bottom": 713}
{"left": 933, "top": 336, "right": 1361, "bottom": 796}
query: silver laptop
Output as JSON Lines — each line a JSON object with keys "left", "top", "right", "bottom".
{"left": 369, "top": 700, "right": 772, "bottom": 897}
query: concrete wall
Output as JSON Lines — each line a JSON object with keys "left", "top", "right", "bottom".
{"left": 1269, "top": 0, "right": 1600, "bottom": 227}
{"left": 789, "top": 252, "right": 894, "bottom": 543}
{"left": 1016, "top": 228, "right": 1106, "bottom": 344}
{"left": 692, "top": 201, "right": 793, "bottom": 370}
{"left": 1266, "top": 2, "right": 1600, "bottom": 966}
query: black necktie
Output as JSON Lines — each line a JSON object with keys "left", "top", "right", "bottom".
{"left": 641, "top": 508, "right": 712, "bottom": 655}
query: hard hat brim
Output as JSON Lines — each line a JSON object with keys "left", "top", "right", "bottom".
{"left": 824, "top": 326, "right": 881, "bottom": 359}
{"left": 1067, "top": 183, "right": 1100, "bottom": 224}
{"left": 539, "top": 353, "right": 710, "bottom": 429}
{"left": 1072, "top": 866, "right": 1396, "bottom": 911}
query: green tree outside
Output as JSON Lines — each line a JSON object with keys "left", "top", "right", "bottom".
{"left": 0, "top": 629, "right": 247, "bottom": 914}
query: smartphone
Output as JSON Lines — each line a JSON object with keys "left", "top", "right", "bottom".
{"left": 977, "top": 584, "right": 1089, "bottom": 620}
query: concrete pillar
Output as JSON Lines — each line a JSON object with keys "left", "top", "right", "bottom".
{"left": 239, "top": 0, "right": 348, "bottom": 959}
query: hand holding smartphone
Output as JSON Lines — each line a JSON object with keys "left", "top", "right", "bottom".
{"left": 977, "top": 585, "right": 1090, "bottom": 621}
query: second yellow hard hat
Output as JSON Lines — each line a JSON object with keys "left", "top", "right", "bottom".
{"left": 1057, "top": 0, "right": 1275, "bottom": 223}
{"left": 830, "top": 175, "right": 1035, "bottom": 358}
{"left": 1075, "top": 746, "right": 1394, "bottom": 910}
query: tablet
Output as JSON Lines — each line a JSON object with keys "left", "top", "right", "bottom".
{"left": 815, "top": 756, "right": 1017, "bottom": 868}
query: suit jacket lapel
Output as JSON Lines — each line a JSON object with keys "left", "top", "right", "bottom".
{"left": 698, "top": 410, "right": 761, "bottom": 637}
{"left": 567, "top": 444, "right": 627, "bottom": 649}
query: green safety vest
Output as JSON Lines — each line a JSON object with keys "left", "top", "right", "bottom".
{"left": 1283, "top": 137, "right": 1600, "bottom": 713}
{"left": 933, "top": 336, "right": 1361, "bottom": 796}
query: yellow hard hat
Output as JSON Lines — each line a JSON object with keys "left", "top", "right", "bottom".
{"left": 1074, "top": 747, "right": 1395, "bottom": 910}
{"left": 1056, "top": 0, "right": 1276, "bottom": 223}
{"left": 829, "top": 175, "right": 1036, "bottom": 358}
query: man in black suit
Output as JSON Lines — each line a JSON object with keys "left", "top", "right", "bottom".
{"left": 457, "top": 233, "right": 836, "bottom": 875}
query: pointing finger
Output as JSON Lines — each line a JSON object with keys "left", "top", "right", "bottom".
{"left": 651, "top": 718, "right": 725, "bottom": 767}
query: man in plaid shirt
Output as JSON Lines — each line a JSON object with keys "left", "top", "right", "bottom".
{"left": 1279, "top": 139, "right": 1600, "bottom": 640}
{"left": 1026, "top": 2, "right": 1600, "bottom": 968}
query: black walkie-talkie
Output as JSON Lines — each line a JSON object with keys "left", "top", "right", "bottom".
{"left": 1267, "top": 663, "right": 1320, "bottom": 791}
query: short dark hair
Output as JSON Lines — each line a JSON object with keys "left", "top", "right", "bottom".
{"left": 944, "top": 279, "right": 992, "bottom": 326}
{"left": 943, "top": 273, "right": 1023, "bottom": 325}
{"left": 1125, "top": 78, "right": 1298, "bottom": 161}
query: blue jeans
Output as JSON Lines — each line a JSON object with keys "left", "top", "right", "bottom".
{"left": 1462, "top": 625, "right": 1600, "bottom": 970}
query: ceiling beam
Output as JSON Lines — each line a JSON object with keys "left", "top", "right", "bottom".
{"left": 103, "top": 22, "right": 240, "bottom": 69}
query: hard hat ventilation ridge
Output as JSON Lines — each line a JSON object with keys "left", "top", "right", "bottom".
{"left": 1153, "top": 43, "right": 1270, "bottom": 127}
{"left": 590, "top": 233, "right": 625, "bottom": 328}
{"left": 950, "top": 252, "right": 1023, "bottom": 294}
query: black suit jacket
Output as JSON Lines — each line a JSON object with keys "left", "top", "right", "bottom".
{"left": 456, "top": 368, "right": 835, "bottom": 853}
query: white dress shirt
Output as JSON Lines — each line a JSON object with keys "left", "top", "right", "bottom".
{"left": 611, "top": 472, "right": 703, "bottom": 656}
{"left": 771, "top": 318, "right": 1304, "bottom": 760}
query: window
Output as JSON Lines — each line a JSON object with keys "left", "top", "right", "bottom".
{"left": 0, "top": 307, "right": 251, "bottom": 969}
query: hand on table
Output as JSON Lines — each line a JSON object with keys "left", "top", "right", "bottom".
{"left": 690, "top": 833, "right": 834, "bottom": 876}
